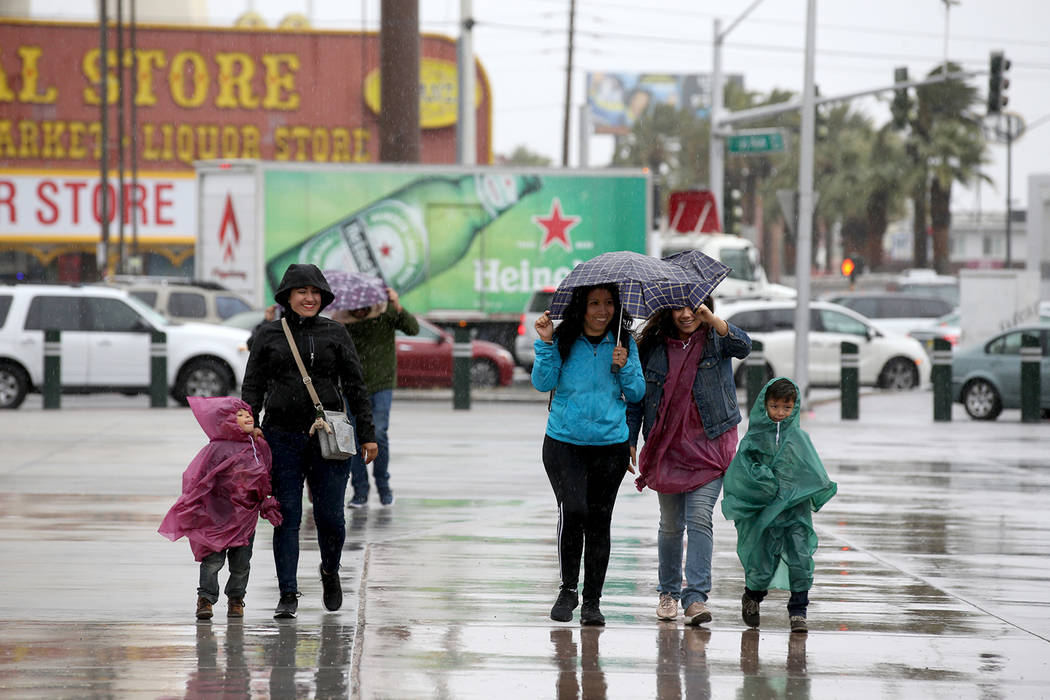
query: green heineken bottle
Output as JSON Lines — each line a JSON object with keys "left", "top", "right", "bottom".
{"left": 266, "top": 173, "right": 543, "bottom": 294}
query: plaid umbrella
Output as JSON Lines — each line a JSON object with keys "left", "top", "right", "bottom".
{"left": 662, "top": 250, "right": 732, "bottom": 303}
{"left": 548, "top": 251, "right": 716, "bottom": 321}
{"left": 323, "top": 269, "right": 388, "bottom": 312}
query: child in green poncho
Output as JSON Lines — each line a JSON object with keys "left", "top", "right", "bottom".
{"left": 721, "top": 377, "right": 837, "bottom": 634}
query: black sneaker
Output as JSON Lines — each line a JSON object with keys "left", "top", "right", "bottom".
{"left": 580, "top": 600, "right": 605, "bottom": 626}
{"left": 741, "top": 592, "right": 760, "bottom": 628}
{"left": 549, "top": 588, "right": 579, "bottom": 622}
{"left": 347, "top": 494, "right": 368, "bottom": 509}
{"left": 379, "top": 490, "right": 395, "bottom": 507}
{"left": 320, "top": 566, "right": 343, "bottom": 611}
{"left": 274, "top": 592, "right": 299, "bottom": 619}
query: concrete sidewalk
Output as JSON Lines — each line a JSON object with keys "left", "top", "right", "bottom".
{"left": 1, "top": 389, "right": 1049, "bottom": 698}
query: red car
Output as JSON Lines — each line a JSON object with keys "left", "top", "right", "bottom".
{"left": 396, "top": 318, "right": 515, "bottom": 388}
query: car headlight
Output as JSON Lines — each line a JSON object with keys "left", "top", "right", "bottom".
{"left": 237, "top": 343, "right": 250, "bottom": 353}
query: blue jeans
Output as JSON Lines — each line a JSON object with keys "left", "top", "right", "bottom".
{"left": 350, "top": 389, "right": 393, "bottom": 498}
{"left": 197, "top": 534, "right": 254, "bottom": 603}
{"left": 656, "top": 477, "right": 722, "bottom": 609}
{"left": 265, "top": 426, "right": 351, "bottom": 595}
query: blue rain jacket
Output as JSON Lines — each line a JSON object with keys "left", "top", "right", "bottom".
{"left": 532, "top": 331, "right": 646, "bottom": 446}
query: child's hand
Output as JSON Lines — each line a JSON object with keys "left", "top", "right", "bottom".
{"left": 252, "top": 427, "right": 263, "bottom": 439}
{"left": 627, "top": 445, "right": 637, "bottom": 474}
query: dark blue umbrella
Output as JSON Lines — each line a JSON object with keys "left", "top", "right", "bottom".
{"left": 662, "top": 250, "right": 732, "bottom": 303}
{"left": 548, "top": 251, "right": 722, "bottom": 321}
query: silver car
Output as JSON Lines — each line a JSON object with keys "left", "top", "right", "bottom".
{"left": 513, "top": 287, "right": 556, "bottom": 371}
{"left": 951, "top": 322, "right": 1050, "bottom": 420}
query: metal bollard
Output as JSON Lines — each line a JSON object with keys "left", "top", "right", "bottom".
{"left": 931, "top": 337, "right": 952, "bottom": 422}
{"left": 840, "top": 341, "right": 859, "bottom": 420}
{"left": 1020, "top": 332, "right": 1041, "bottom": 423}
{"left": 452, "top": 321, "right": 471, "bottom": 410}
{"left": 43, "top": 329, "right": 61, "bottom": 410}
{"left": 745, "top": 338, "right": 765, "bottom": 414}
{"left": 150, "top": 330, "right": 168, "bottom": 408}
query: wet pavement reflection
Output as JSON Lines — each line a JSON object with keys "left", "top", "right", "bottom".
{"left": 1, "top": 390, "right": 1049, "bottom": 698}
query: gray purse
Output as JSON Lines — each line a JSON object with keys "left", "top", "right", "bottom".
{"left": 281, "top": 318, "right": 357, "bottom": 461}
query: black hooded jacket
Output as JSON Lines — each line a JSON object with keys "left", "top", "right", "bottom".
{"left": 241, "top": 264, "right": 376, "bottom": 443}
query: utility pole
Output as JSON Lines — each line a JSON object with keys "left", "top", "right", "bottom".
{"left": 561, "top": 0, "right": 576, "bottom": 167}
{"left": 98, "top": 0, "right": 109, "bottom": 279}
{"left": 457, "top": 0, "right": 476, "bottom": 165}
{"left": 709, "top": 18, "right": 724, "bottom": 221}
{"left": 379, "top": 0, "right": 420, "bottom": 163}
{"left": 793, "top": 0, "right": 817, "bottom": 406}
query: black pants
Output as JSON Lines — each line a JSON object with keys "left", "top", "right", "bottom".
{"left": 543, "top": 435, "right": 629, "bottom": 601}
{"left": 745, "top": 587, "right": 810, "bottom": 617}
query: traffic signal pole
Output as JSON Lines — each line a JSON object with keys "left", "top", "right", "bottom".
{"left": 793, "top": 0, "right": 817, "bottom": 406}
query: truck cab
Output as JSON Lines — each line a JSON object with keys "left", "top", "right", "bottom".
{"left": 655, "top": 232, "right": 796, "bottom": 301}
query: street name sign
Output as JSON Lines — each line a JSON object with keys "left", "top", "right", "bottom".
{"left": 726, "top": 129, "right": 787, "bottom": 154}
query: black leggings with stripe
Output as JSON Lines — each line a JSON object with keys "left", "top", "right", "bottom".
{"left": 542, "top": 435, "right": 630, "bottom": 602}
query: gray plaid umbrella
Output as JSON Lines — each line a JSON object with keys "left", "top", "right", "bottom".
{"left": 548, "top": 251, "right": 719, "bottom": 321}
{"left": 323, "top": 269, "right": 388, "bottom": 312}
{"left": 662, "top": 250, "right": 732, "bottom": 303}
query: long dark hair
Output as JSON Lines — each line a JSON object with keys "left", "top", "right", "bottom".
{"left": 636, "top": 295, "right": 714, "bottom": 361}
{"left": 552, "top": 283, "right": 633, "bottom": 362}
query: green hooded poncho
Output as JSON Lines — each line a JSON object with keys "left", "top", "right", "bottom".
{"left": 721, "top": 377, "right": 837, "bottom": 592}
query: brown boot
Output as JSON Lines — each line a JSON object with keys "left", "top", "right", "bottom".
{"left": 228, "top": 597, "right": 244, "bottom": 618}
{"left": 196, "top": 596, "right": 213, "bottom": 620}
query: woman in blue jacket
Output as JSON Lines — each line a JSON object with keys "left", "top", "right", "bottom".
{"left": 532, "top": 283, "right": 645, "bottom": 626}
{"left": 626, "top": 297, "right": 751, "bottom": 626}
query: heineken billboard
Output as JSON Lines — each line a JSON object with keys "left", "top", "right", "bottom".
{"left": 197, "top": 163, "right": 650, "bottom": 316}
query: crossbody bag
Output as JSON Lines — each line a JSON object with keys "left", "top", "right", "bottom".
{"left": 280, "top": 318, "right": 357, "bottom": 460}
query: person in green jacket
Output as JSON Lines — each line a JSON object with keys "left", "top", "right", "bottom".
{"left": 342, "top": 287, "right": 419, "bottom": 507}
{"left": 721, "top": 377, "right": 837, "bottom": 634}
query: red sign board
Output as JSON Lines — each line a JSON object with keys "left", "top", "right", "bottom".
{"left": 0, "top": 19, "right": 492, "bottom": 172}
{"left": 667, "top": 189, "right": 721, "bottom": 234}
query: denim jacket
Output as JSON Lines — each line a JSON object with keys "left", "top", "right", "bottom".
{"left": 626, "top": 322, "right": 752, "bottom": 445}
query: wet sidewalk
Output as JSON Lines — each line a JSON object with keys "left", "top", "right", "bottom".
{"left": 1, "top": 388, "right": 1049, "bottom": 698}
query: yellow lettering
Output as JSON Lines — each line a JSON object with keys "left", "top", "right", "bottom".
{"left": 176, "top": 123, "right": 195, "bottom": 163}
{"left": 0, "top": 120, "right": 15, "bottom": 157}
{"left": 353, "top": 128, "right": 370, "bottom": 162}
{"left": 311, "top": 127, "right": 329, "bottom": 162}
{"left": 141, "top": 123, "right": 160, "bottom": 161}
{"left": 290, "top": 126, "right": 310, "bottom": 161}
{"left": 214, "top": 53, "right": 259, "bottom": 109}
{"left": 81, "top": 49, "right": 118, "bottom": 105}
{"left": 160, "top": 123, "right": 174, "bottom": 160}
{"left": 197, "top": 124, "right": 218, "bottom": 159}
{"left": 241, "top": 125, "right": 260, "bottom": 158}
{"left": 331, "top": 128, "right": 350, "bottom": 162}
{"left": 273, "top": 126, "right": 290, "bottom": 160}
{"left": 221, "top": 125, "right": 239, "bottom": 157}
{"left": 169, "top": 51, "right": 209, "bottom": 108}
{"left": 18, "top": 120, "right": 39, "bottom": 158}
{"left": 41, "top": 121, "right": 66, "bottom": 159}
{"left": 68, "top": 120, "right": 87, "bottom": 159}
{"left": 134, "top": 50, "right": 166, "bottom": 107}
{"left": 261, "top": 54, "right": 300, "bottom": 110}
{"left": 0, "top": 49, "right": 16, "bottom": 102}
{"left": 17, "top": 46, "right": 58, "bottom": 104}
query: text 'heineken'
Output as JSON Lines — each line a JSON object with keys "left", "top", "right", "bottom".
{"left": 266, "top": 173, "right": 543, "bottom": 294}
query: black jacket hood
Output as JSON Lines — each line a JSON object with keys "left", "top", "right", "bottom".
{"left": 273, "top": 264, "right": 336, "bottom": 312}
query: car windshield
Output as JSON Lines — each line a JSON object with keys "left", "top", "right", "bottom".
{"left": 122, "top": 293, "right": 172, "bottom": 327}
{"left": 528, "top": 291, "right": 555, "bottom": 312}
{"left": 720, "top": 247, "right": 754, "bottom": 281}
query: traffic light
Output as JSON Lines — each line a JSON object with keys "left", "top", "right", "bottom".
{"left": 988, "top": 51, "right": 1010, "bottom": 115}
{"left": 841, "top": 257, "right": 856, "bottom": 284}
{"left": 891, "top": 67, "right": 909, "bottom": 129}
{"left": 723, "top": 185, "right": 743, "bottom": 234}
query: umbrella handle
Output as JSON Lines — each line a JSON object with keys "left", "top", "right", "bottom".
{"left": 611, "top": 306, "right": 623, "bottom": 373}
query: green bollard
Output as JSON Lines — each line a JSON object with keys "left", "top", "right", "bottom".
{"left": 931, "top": 337, "right": 952, "bottom": 422}
{"left": 452, "top": 322, "right": 471, "bottom": 410}
{"left": 840, "top": 341, "right": 859, "bottom": 420}
{"left": 1020, "top": 332, "right": 1041, "bottom": 423}
{"left": 745, "top": 338, "right": 765, "bottom": 414}
{"left": 150, "top": 330, "right": 168, "bottom": 408}
{"left": 43, "top": 329, "right": 61, "bottom": 410}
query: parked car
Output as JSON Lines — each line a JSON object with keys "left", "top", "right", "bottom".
{"left": 514, "top": 286, "right": 557, "bottom": 371}
{"left": 397, "top": 318, "right": 515, "bottom": 388}
{"left": 822, "top": 292, "right": 954, "bottom": 336}
{"left": 889, "top": 268, "right": 959, "bottom": 307}
{"left": 0, "top": 284, "right": 251, "bottom": 408}
{"left": 222, "top": 312, "right": 515, "bottom": 388}
{"left": 104, "top": 276, "right": 253, "bottom": 324}
{"left": 719, "top": 298, "right": 930, "bottom": 390}
{"left": 951, "top": 322, "right": 1050, "bottom": 420}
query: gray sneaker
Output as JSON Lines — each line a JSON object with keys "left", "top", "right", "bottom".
{"left": 656, "top": 593, "right": 679, "bottom": 621}
{"left": 274, "top": 592, "right": 299, "bottom": 619}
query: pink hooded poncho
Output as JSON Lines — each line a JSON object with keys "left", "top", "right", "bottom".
{"left": 158, "top": 396, "right": 282, "bottom": 561}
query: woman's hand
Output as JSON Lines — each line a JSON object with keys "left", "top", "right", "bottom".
{"left": 361, "top": 442, "right": 379, "bottom": 464}
{"left": 534, "top": 310, "right": 555, "bottom": 343}
{"left": 627, "top": 445, "right": 637, "bottom": 474}
{"left": 697, "top": 304, "right": 729, "bottom": 336}
{"left": 611, "top": 344, "right": 628, "bottom": 369}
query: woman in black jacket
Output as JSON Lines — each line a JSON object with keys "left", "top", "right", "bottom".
{"left": 242, "top": 264, "right": 378, "bottom": 619}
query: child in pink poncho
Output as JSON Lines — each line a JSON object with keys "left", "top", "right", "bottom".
{"left": 159, "top": 396, "right": 282, "bottom": 620}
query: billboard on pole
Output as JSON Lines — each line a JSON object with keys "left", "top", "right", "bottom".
{"left": 585, "top": 72, "right": 744, "bottom": 135}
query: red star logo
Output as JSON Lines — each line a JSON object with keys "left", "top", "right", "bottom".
{"left": 380, "top": 244, "right": 392, "bottom": 257}
{"left": 533, "top": 198, "right": 580, "bottom": 252}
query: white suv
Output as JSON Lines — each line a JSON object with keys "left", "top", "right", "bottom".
{"left": 0, "top": 284, "right": 252, "bottom": 408}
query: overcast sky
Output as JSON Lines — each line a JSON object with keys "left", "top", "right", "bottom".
{"left": 31, "top": 0, "right": 1050, "bottom": 211}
